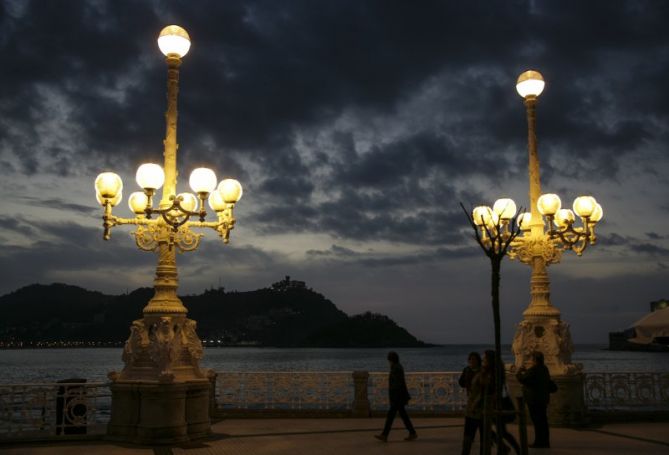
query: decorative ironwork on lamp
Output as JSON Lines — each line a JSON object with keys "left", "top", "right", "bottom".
{"left": 94, "top": 26, "right": 243, "bottom": 252}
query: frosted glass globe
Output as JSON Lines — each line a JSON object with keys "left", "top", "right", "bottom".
{"left": 554, "top": 209, "right": 575, "bottom": 228}
{"left": 218, "top": 179, "right": 243, "bottom": 203}
{"left": 590, "top": 203, "right": 604, "bottom": 223}
{"left": 189, "top": 167, "right": 217, "bottom": 194}
{"left": 573, "top": 196, "right": 597, "bottom": 218}
{"left": 177, "top": 192, "right": 199, "bottom": 212}
{"left": 493, "top": 198, "right": 517, "bottom": 220}
{"left": 95, "top": 172, "right": 123, "bottom": 199}
{"left": 158, "top": 25, "right": 191, "bottom": 57}
{"left": 537, "top": 193, "right": 561, "bottom": 216}
{"left": 136, "top": 163, "right": 165, "bottom": 190}
{"left": 517, "top": 212, "right": 532, "bottom": 230}
{"left": 128, "top": 191, "right": 149, "bottom": 214}
{"left": 516, "top": 70, "right": 545, "bottom": 98}
{"left": 208, "top": 189, "right": 226, "bottom": 212}
{"left": 472, "top": 206, "right": 492, "bottom": 226}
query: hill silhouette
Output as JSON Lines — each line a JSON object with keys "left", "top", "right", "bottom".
{"left": 0, "top": 277, "right": 428, "bottom": 348}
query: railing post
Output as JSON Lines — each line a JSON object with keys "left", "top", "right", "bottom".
{"left": 208, "top": 371, "right": 218, "bottom": 418}
{"left": 516, "top": 396, "right": 529, "bottom": 455}
{"left": 352, "top": 371, "right": 370, "bottom": 417}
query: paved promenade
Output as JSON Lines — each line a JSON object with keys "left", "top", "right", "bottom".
{"left": 2, "top": 418, "right": 669, "bottom": 455}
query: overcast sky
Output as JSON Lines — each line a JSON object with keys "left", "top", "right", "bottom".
{"left": 1, "top": 0, "right": 668, "bottom": 344}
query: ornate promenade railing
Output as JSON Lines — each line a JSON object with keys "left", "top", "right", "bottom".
{"left": 583, "top": 372, "right": 669, "bottom": 410}
{"left": 2, "top": 371, "right": 667, "bottom": 440}
{"left": 216, "top": 371, "right": 354, "bottom": 410}
{"left": 369, "top": 372, "right": 466, "bottom": 412}
{"left": 0, "top": 382, "right": 110, "bottom": 440}
{"left": 215, "top": 371, "right": 467, "bottom": 413}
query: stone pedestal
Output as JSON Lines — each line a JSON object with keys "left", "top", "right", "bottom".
{"left": 107, "top": 380, "right": 211, "bottom": 444}
{"left": 106, "top": 311, "right": 215, "bottom": 444}
{"left": 548, "top": 373, "right": 587, "bottom": 426}
{"left": 511, "top": 315, "right": 587, "bottom": 426}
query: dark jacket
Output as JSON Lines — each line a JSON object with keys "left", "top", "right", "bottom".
{"left": 516, "top": 364, "right": 552, "bottom": 406}
{"left": 388, "top": 363, "right": 411, "bottom": 406}
{"left": 464, "top": 369, "right": 493, "bottom": 419}
{"left": 459, "top": 366, "right": 480, "bottom": 394}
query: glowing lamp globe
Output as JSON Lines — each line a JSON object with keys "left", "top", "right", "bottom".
{"left": 218, "top": 179, "right": 243, "bottom": 203}
{"left": 472, "top": 206, "right": 493, "bottom": 226}
{"left": 590, "top": 203, "right": 604, "bottom": 223}
{"left": 208, "top": 190, "right": 226, "bottom": 212}
{"left": 189, "top": 167, "right": 217, "bottom": 194}
{"left": 537, "top": 193, "right": 561, "bottom": 216}
{"left": 573, "top": 196, "right": 597, "bottom": 218}
{"left": 96, "top": 189, "right": 122, "bottom": 207}
{"left": 136, "top": 163, "right": 165, "bottom": 191}
{"left": 517, "top": 212, "right": 532, "bottom": 230}
{"left": 178, "top": 192, "right": 199, "bottom": 212}
{"left": 158, "top": 25, "right": 191, "bottom": 58}
{"left": 554, "top": 209, "right": 575, "bottom": 228}
{"left": 128, "top": 191, "right": 149, "bottom": 214}
{"left": 493, "top": 198, "right": 517, "bottom": 220}
{"left": 95, "top": 172, "right": 123, "bottom": 199}
{"left": 516, "top": 70, "right": 545, "bottom": 99}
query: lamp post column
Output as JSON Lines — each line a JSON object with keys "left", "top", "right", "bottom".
{"left": 523, "top": 95, "right": 560, "bottom": 320}
{"left": 143, "top": 54, "right": 185, "bottom": 316}
{"left": 509, "top": 71, "right": 586, "bottom": 426}
{"left": 107, "top": 26, "right": 213, "bottom": 444}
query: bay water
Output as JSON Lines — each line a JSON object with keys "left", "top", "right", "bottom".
{"left": 1, "top": 345, "right": 667, "bottom": 383}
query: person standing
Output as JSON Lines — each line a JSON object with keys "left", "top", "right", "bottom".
{"left": 374, "top": 351, "right": 417, "bottom": 442}
{"left": 459, "top": 351, "right": 482, "bottom": 394}
{"left": 516, "top": 351, "right": 554, "bottom": 448}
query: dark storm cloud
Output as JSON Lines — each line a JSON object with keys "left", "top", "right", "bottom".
{"left": 3, "top": 1, "right": 668, "bottom": 186}
{"left": 2, "top": 1, "right": 669, "bottom": 342}
{"left": 598, "top": 232, "right": 669, "bottom": 257}
{"left": 305, "top": 243, "right": 476, "bottom": 267}
{"left": 18, "top": 197, "right": 97, "bottom": 216}
{"left": 0, "top": 220, "right": 149, "bottom": 293}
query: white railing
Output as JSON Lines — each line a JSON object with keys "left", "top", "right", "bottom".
{"left": 215, "top": 371, "right": 466, "bottom": 413}
{"left": 216, "top": 371, "right": 354, "bottom": 410}
{"left": 583, "top": 372, "right": 669, "bottom": 410}
{"left": 2, "top": 371, "right": 667, "bottom": 440}
{"left": 0, "top": 382, "right": 111, "bottom": 439}
{"left": 369, "top": 372, "right": 466, "bottom": 412}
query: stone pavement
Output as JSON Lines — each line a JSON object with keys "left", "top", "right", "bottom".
{"left": 2, "top": 418, "right": 669, "bottom": 455}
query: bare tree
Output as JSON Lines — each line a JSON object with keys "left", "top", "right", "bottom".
{"left": 461, "top": 202, "right": 523, "bottom": 455}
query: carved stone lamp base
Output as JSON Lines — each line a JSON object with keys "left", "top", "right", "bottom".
{"left": 107, "top": 313, "right": 214, "bottom": 444}
{"left": 107, "top": 380, "right": 211, "bottom": 444}
{"left": 511, "top": 317, "right": 588, "bottom": 426}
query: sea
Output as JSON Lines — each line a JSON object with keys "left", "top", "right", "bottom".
{"left": 1, "top": 345, "right": 668, "bottom": 383}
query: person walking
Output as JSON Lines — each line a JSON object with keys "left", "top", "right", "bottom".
{"left": 516, "top": 351, "right": 554, "bottom": 449}
{"left": 461, "top": 351, "right": 492, "bottom": 455}
{"left": 374, "top": 351, "right": 417, "bottom": 442}
{"left": 486, "top": 350, "right": 520, "bottom": 455}
{"left": 459, "top": 351, "right": 482, "bottom": 395}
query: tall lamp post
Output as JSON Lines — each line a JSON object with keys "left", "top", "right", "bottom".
{"left": 470, "top": 70, "right": 603, "bottom": 424}
{"left": 94, "top": 25, "right": 243, "bottom": 443}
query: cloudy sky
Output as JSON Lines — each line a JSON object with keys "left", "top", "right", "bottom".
{"left": 1, "top": 0, "right": 668, "bottom": 344}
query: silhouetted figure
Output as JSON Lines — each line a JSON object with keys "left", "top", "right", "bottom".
{"left": 461, "top": 351, "right": 491, "bottom": 455}
{"left": 374, "top": 351, "right": 417, "bottom": 442}
{"left": 516, "top": 351, "right": 553, "bottom": 449}
{"left": 486, "top": 349, "right": 520, "bottom": 455}
{"left": 462, "top": 350, "right": 520, "bottom": 455}
{"left": 459, "top": 351, "right": 482, "bottom": 395}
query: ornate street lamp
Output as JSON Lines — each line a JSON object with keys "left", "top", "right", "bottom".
{"left": 95, "top": 25, "right": 242, "bottom": 444}
{"left": 470, "top": 70, "right": 603, "bottom": 424}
